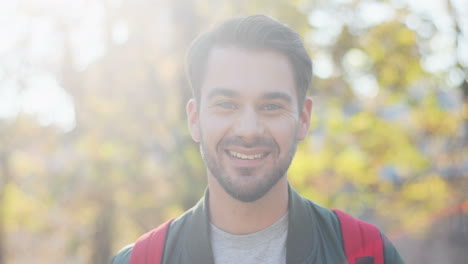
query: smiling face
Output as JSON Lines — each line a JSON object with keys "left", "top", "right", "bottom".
{"left": 187, "top": 47, "right": 312, "bottom": 203}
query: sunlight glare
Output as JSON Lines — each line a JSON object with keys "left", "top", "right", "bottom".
{"left": 21, "top": 73, "right": 76, "bottom": 132}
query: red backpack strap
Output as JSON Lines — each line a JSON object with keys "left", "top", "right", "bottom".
{"left": 332, "top": 209, "right": 384, "bottom": 264}
{"left": 130, "top": 219, "right": 174, "bottom": 264}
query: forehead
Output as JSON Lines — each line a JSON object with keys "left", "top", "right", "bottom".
{"left": 200, "top": 46, "right": 297, "bottom": 100}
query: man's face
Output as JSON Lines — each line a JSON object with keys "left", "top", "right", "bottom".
{"left": 187, "top": 47, "right": 312, "bottom": 203}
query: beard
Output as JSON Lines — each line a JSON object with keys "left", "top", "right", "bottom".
{"left": 199, "top": 130, "right": 298, "bottom": 203}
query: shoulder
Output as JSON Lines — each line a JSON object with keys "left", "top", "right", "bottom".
{"left": 302, "top": 197, "right": 342, "bottom": 233}
{"left": 295, "top": 191, "right": 405, "bottom": 263}
{"left": 110, "top": 218, "right": 182, "bottom": 264}
{"left": 331, "top": 208, "right": 405, "bottom": 264}
{"left": 110, "top": 244, "right": 133, "bottom": 264}
{"left": 288, "top": 187, "right": 344, "bottom": 244}
{"left": 382, "top": 233, "right": 406, "bottom": 264}
{"left": 110, "top": 206, "right": 200, "bottom": 264}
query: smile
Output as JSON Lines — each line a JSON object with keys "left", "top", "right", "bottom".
{"left": 227, "top": 150, "right": 268, "bottom": 160}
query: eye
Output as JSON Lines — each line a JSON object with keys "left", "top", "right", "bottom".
{"left": 262, "top": 104, "right": 282, "bottom": 111}
{"left": 216, "top": 101, "right": 237, "bottom": 110}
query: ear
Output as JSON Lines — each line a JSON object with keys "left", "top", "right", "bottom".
{"left": 298, "top": 97, "right": 313, "bottom": 140}
{"left": 186, "top": 98, "right": 201, "bottom": 142}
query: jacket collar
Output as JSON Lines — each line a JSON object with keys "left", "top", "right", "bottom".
{"left": 185, "top": 188, "right": 215, "bottom": 264}
{"left": 286, "top": 186, "right": 317, "bottom": 263}
{"left": 185, "top": 185, "right": 314, "bottom": 264}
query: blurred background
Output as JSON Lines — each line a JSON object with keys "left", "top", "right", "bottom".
{"left": 0, "top": 0, "right": 467, "bottom": 263}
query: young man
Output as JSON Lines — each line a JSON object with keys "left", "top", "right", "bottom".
{"left": 112, "top": 15, "right": 405, "bottom": 264}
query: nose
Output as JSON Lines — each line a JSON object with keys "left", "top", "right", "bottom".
{"left": 232, "top": 107, "right": 264, "bottom": 140}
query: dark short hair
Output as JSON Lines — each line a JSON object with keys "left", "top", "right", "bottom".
{"left": 186, "top": 14, "right": 313, "bottom": 107}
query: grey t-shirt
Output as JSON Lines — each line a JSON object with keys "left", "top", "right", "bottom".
{"left": 210, "top": 213, "right": 288, "bottom": 264}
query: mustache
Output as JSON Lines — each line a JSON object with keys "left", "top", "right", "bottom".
{"left": 218, "top": 136, "right": 277, "bottom": 149}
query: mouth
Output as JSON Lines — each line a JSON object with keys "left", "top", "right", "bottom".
{"left": 226, "top": 150, "right": 269, "bottom": 160}
{"left": 223, "top": 148, "right": 271, "bottom": 168}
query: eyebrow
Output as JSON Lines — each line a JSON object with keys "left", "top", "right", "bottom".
{"left": 262, "top": 92, "right": 293, "bottom": 103}
{"left": 207, "top": 88, "right": 239, "bottom": 99}
{"left": 207, "top": 88, "right": 293, "bottom": 103}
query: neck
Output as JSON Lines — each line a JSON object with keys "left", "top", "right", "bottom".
{"left": 208, "top": 175, "right": 289, "bottom": 235}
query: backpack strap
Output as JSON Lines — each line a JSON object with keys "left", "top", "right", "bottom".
{"left": 332, "top": 209, "right": 384, "bottom": 264}
{"left": 130, "top": 219, "right": 174, "bottom": 264}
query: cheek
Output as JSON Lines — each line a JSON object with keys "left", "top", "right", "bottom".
{"left": 265, "top": 116, "right": 299, "bottom": 145}
{"left": 199, "top": 114, "right": 231, "bottom": 142}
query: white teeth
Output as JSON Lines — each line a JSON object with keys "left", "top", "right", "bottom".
{"left": 228, "top": 151, "right": 264, "bottom": 160}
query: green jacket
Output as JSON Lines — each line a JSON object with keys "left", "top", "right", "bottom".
{"left": 111, "top": 186, "right": 404, "bottom": 264}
